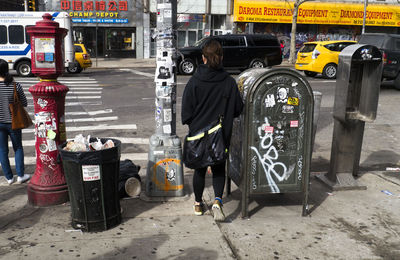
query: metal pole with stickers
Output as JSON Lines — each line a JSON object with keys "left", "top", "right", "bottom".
{"left": 145, "top": 0, "right": 184, "bottom": 197}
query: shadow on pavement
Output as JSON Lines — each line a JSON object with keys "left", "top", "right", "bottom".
{"left": 0, "top": 184, "right": 45, "bottom": 231}
{"left": 88, "top": 233, "right": 219, "bottom": 260}
{"left": 223, "top": 176, "right": 330, "bottom": 219}
{"left": 359, "top": 149, "right": 400, "bottom": 172}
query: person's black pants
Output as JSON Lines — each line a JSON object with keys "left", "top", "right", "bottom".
{"left": 193, "top": 162, "right": 225, "bottom": 203}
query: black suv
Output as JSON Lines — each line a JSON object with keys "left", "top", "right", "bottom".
{"left": 358, "top": 33, "right": 400, "bottom": 90}
{"left": 178, "top": 34, "right": 282, "bottom": 75}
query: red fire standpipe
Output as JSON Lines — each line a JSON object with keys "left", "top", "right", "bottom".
{"left": 27, "top": 13, "right": 69, "bottom": 206}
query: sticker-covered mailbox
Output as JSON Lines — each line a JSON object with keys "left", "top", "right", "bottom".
{"left": 228, "top": 68, "right": 314, "bottom": 217}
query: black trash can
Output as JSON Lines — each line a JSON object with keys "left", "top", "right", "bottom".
{"left": 59, "top": 138, "right": 121, "bottom": 232}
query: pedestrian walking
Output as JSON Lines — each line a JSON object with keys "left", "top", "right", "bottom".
{"left": 181, "top": 39, "right": 243, "bottom": 221}
{"left": 280, "top": 40, "right": 285, "bottom": 60}
{"left": 0, "top": 60, "right": 30, "bottom": 185}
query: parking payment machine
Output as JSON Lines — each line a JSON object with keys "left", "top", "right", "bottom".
{"left": 317, "top": 44, "right": 383, "bottom": 190}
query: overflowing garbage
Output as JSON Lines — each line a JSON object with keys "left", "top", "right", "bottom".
{"left": 63, "top": 134, "right": 115, "bottom": 152}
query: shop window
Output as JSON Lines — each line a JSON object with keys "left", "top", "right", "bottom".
{"left": 9, "top": 25, "right": 24, "bottom": 44}
{"left": 0, "top": 26, "right": 7, "bottom": 44}
{"left": 106, "top": 29, "right": 134, "bottom": 51}
{"left": 188, "top": 31, "right": 197, "bottom": 47}
{"left": 395, "top": 39, "right": 400, "bottom": 50}
{"left": 177, "top": 31, "right": 186, "bottom": 47}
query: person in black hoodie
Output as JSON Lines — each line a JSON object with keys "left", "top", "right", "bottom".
{"left": 182, "top": 39, "right": 243, "bottom": 221}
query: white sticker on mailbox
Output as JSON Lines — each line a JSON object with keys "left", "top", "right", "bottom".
{"left": 82, "top": 165, "right": 100, "bottom": 181}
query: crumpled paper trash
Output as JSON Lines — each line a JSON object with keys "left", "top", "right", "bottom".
{"left": 63, "top": 134, "right": 115, "bottom": 152}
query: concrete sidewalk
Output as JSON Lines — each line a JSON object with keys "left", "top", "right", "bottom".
{"left": 0, "top": 168, "right": 399, "bottom": 259}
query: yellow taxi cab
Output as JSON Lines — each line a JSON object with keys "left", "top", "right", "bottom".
{"left": 295, "top": 40, "right": 356, "bottom": 79}
{"left": 67, "top": 43, "right": 92, "bottom": 74}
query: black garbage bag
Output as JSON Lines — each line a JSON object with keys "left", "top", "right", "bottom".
{"left": 119, "top": 159, "right": 141, "bottom": 198}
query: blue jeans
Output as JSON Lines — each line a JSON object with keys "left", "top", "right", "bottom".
{"left": 0, "top": 123, "right": 25, "bottom": 180}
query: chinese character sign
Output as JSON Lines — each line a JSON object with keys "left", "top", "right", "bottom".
{"left": 60, "top": 0, "right": 128, "bottom": 12}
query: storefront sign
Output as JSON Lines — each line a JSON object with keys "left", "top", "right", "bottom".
{"left": 60, "top": 0, "right": 130, "bottom": 24}
{"left": 177, "top": 14, "right": 203, "bottom": 23}
{"left": 234, "top": 0, "right": 400, "bottom": 27}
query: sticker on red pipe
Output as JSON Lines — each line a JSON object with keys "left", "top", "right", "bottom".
{"left": 290, "top": 120, "right": 299, "bottom": 127}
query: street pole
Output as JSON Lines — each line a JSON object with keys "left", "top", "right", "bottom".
{"left": 145, "top": 0, "right": 184, "bottom": 197}
{"left": 362, "top": 0, "right": 368, "bottom": 34}
{"left": 24, "top": 0, "right": 28, "bottom": 11}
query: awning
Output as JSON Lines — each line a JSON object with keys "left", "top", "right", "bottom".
{"left": 234, "top": 0, "right": 400, "bottom": 27}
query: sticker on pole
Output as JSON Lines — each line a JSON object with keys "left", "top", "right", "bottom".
{"left": 82, "top": 165, "right": 101, "bottom": 181}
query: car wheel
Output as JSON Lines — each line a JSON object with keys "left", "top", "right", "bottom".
{"left": 304, "top": 71, "right": 317, "bottom": 77}
{"left": 394, "top": 73, "right": 400, "bottom": 90}
{"left": 322, "top": 63, "right": 337, "bottom": 79}
{"left": 16, "top": 61, "right": 32, "bottom": 77}
{"left": 179, "top": 59, "right": 196, "bottom": 75}
{"left": 249, "top": 59, "right": 265, "bottom": 69}
{"left": 67, "top": 63, "right": 82, "bottom": 74}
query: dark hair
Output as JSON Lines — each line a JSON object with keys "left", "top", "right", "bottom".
{"left": 0, "top": 60, "right": 13, "bottom": 86}
{"left": 202, "top": 39, "right": 223, "bottom": 70}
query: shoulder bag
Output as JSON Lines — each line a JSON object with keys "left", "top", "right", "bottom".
{"left": 9, "top": 82, "right": 33, "bottom": 130}
{"left": 183, "top": 86, "right": 229, "bottom": 169}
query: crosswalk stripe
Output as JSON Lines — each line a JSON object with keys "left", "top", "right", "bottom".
{"left": 120, "top": 68, "right": 154, "bottom": 78}
{"left": 10, "top": 153, "right": 148, "bottom": 166}
{"left": 24, "top": 91, "right": 102, "bottom": 95}
{"left": 63, "top": 109, "right": 113, "bottom": 116}
{"left": 23, "top": 87, "right": 103, "bottom": 90}
{"left": 17, "top": 80, "right": 98, "bottom": 83}
{"left": 28, "top": 101, "right": 103, "bottom": 107}
{"left": 22, "top": 124, "right": 137, "bottom": 133}
{"left": 26, "top": 96, "right": 102, "bottom": 100}
{"left": 67, "top": 109, "right": 113, "bottom": 116}
{"left": 16, "top": 76, "right": 97, "bottom": 80}
{"left": 21, "top": 83, "right": 100, "bottom": 87}
{"left": 9, "top": 137, "right": 149, "bottom": 147}
{"left": 65, "top": 116, "right": 118, "bottom": 123}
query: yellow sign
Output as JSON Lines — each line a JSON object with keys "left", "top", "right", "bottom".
{"left": 234, "top": 0, "right": 400, "bottom": 27}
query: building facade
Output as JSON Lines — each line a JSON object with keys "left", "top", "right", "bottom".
{"left": 233, "top": 0, "right": 400, "bottom": 58}
{"left": 149, "top": 0, "right": 234, "bottom": 50}
{"left": 41, "top": 0, "right": 140, "bottom": 58}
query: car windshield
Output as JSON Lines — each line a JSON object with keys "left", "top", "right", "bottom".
{"left": 359, "top": 35, "right": 385, "bottom": 48}
{"left": 299, "top": 44, "right": 316, "bottom": 53}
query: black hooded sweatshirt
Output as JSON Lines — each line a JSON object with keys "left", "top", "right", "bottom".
{"left": 181, "top": 64, "right": 243, "bottom": 147}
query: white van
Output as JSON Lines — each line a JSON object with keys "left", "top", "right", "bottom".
{"left": 0, "top": 11, "right": 76, "bottom": 76}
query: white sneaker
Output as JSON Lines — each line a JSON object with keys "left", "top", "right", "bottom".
{"left": 17, "top": 174, "right": 31, "bottom": 184}
{"left": 7, "top": 177, "right": 15, "bottom": 185}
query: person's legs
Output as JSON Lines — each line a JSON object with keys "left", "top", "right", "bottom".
{"left": 211, "top": 162, "right": 226, "bottom": 221}
{"left": 9, "top": 128, "right": 24, "bottom": 177}
{"left": 193, "top": 167, "right": 207, "bottom": 203}
{"left": 0, "top": 123, "right": 13, "bottom": 180}
{"left": 211, "top": 162, "right": 226, "bottom": 199}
